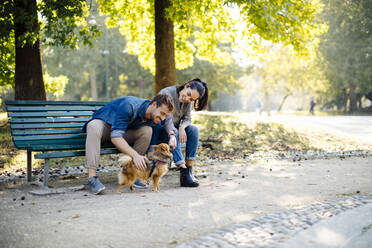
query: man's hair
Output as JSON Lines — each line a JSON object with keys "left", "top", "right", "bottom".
{"left": 151, "top": 94, "right": 175, "bottom": 113}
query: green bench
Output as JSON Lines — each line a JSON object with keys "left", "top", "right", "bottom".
{"left": 5, "top": 100, "right": 121, "bottom": 188}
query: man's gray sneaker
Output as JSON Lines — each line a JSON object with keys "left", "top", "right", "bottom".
{"left": 133, "top": 179, "right": 148, "bottom": 189}
{"left": 88, "top": 176, "right": 105, "bottom": 194}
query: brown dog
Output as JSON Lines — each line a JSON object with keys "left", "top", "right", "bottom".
{"left": 117, "top": 143, "right": 173, "bottom": 193}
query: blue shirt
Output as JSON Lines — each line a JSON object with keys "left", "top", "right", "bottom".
{"left": 84, "top": 96, "right": 155, "bottom": 138}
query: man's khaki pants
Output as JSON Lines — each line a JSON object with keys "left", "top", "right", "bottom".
{"left": 85, "top": 119, "right": 152, "bottom": 169}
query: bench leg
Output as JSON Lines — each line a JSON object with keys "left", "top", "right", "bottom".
{"left": 27, "top": 150, "right": 32, "bottom": 182}
{"left": 43, "top": 158, "right": 50, "bottom": 188}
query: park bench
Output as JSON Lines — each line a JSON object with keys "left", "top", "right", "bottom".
{"left": 5, "top": 100, "right": 195, "bottom": 189}
{"left": 5, "top": 100, "right": 120, "bottom": 188}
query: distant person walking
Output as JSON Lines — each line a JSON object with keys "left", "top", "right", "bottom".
{"left": 256, "top": 100, "right": 262, "bottom": 115}
{"left": 309, "top": 98, "right": 316, "bottom": 115}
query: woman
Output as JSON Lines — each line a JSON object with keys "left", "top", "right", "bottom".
{"left": 150, "top": 78, "right": 209, "bottom": 187}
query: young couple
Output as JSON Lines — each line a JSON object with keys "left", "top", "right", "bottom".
{"left": 84, "top": 79, "right": 209, "bottom": 194}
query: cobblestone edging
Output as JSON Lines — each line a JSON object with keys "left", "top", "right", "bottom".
{"left": 176, "top": 195, "right": 372, "bottom": 248}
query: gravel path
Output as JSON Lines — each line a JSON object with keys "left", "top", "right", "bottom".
{"left": 1, "top": 155, "right": 372, "bottom": 248}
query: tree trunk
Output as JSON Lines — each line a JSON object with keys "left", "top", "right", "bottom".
{"left": 14, "top": 0, "right": 46, "bottom": 100}
{"left": 348, "top": 81, "right": 357, "bottom": 113}
{"left": 90, "top": 68, "right": 98, "bottom": 100}
{"left": 154, "top": 0, "right": 177, "bottom": 94}
{"left": 277, "top": 94, "right": 290, "bottom": 112}
{"left": 264, "top": 89, "right": 271, "bottom": 116}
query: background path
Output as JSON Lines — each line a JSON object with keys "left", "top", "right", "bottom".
{"left": 269, "top": 115, "right": 372, "bottom": 143}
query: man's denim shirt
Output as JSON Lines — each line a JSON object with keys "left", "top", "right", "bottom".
{"left": 83, "top": 96, "right": 154, "bottom": 138}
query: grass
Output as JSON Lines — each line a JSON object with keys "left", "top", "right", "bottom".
{"left": 0, "top": 111, "right": 371, "bottom": 174}
{"left": 193, "top": 112, "right": 315, "bottom": 160}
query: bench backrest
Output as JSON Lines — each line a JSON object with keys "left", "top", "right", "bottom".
{"left": 5, "top": 100, "right": 111, "bottom": 152}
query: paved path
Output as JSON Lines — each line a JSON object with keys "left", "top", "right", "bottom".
{"left": 270, "top": 115, "right": 372, "bottom": 143}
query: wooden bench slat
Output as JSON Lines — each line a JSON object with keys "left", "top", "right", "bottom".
{"left": 13, "top": 133, "right": 86, "bottom": 141}
{"left": 7, "top": 106, "right": 102, "bottom": 112}
{"left": 12, "top": 129, "right": 83, "bottom": 135}
{"left": 34, "top": 148, "right": 121, "bottom": 159}
{"left": 10, "top": 123, "right": 85, "bottom": 129}
{"left": 13, "top": 142, "right": 87, "bottom": 151}
{"left": 5, "top": 100, "right": 108, "bottom": 106}
{"left": 9, "top": 118, "right": 90, "bottom": 124}
{"left": 14, "top": 138, "right": 86, "bottom": 146}
{"left": 13, "top": 140, "right": 115, "bottom": 151}
{"left": 8, "top": 112, "right": 94, "bottom": 117}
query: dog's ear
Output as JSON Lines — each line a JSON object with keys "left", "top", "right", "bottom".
{"left": 152, "top": 145, "right": 158, "bottom": 149}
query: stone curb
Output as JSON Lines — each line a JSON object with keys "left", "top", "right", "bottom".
{"left": 176, "top": 195, "right": 372, "bottom": 248}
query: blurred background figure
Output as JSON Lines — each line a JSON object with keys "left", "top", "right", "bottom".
{"left": 256, "top": 99, "right": 262, "bottom": 116}
{"left": 309, "top": 98, "right": 316, "bottom": 115}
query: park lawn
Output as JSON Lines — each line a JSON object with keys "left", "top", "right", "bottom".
{"left": 0, "top": 111, "right": 371, "bottom": 174}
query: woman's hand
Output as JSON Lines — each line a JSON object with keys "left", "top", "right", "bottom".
{"left": 169, "top": 135, "right": 177, "bottom": 150}
{"left": 179, "top": 126, "right": 187, "bottom": 144}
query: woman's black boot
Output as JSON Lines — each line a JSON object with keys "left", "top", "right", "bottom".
{"left": 180, "top": 167, "right": 199, "bottom": 187}
{"left": 187, "top": 166, "right": 198, "bottom": 182}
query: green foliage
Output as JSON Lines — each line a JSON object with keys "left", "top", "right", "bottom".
{"left": 253, "top": 44, "right": 327, "bottom": 101}
{"left": 0, "top": 1, "right": 15, "bottom": 87}
{"left": 98, "top": 0, "right": 323, "bottom": 74}
{"left": 318, "top": 0, "right": 372, "bottom": 110}
{"left": 0, "top": 0, "right": 101, "bottom": 87}
{"left": 43, "top": 72, "right": 68, "bottom": 98}
{"left": 42, "top": 16, "right": 154, "bottom": 101}
{"left": 232, "top": 0, "right": 324, "bottom": 53}
{"left": 177, "top": 57, "right": 250, "bottom": 102}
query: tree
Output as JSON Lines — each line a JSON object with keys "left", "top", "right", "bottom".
{"left": 14, "top": 0, "right": 45, "bottom": 100}
{"left": 42, "top": 16, "right": 155, "bottom": 101}
{"left": 253, "top": 44, "right": 326, "bottom": 115}
{"left": 0, "top": 0, "right": 99, "bottom": 100}
{"left": 177, "top": 57, "right": 250, "bottom": 109}
{"left": 318, "top": 0, "right": 372, "bottom": 112}
{"left": 98, "top": 0, "right": 323, "bottom": 94}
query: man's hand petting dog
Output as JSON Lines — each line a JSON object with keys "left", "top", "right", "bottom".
{"left": 132, "top": 154, "right": 149, "bottom": 171}
{"left": 117, "top": 143, "right": 172, "bottom": 193}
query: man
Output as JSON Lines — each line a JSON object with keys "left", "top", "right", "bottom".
{"left": 84, "top": 94, "right": 174, "bottom": 194}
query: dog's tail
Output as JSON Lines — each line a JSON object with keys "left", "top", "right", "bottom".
{"left": 118, "top": 155, "right": 132, "bottom": 185}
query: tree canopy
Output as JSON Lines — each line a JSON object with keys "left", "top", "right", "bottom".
{"left": 98, "top": 0, "right": 324, "bottom": 80}
{"left": 0, "top": 0, "right": 99, "bottom": 94}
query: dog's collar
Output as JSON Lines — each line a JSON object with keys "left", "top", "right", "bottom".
{"left": 155, "top": 159, "right": 168, "bottom": 165}
{"left": 149, "top": 160, "right": 168, "bottom": 178}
